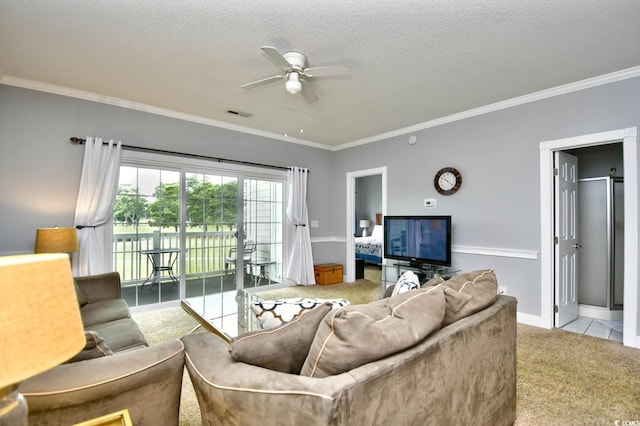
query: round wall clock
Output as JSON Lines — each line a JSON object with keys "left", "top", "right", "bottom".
{"left": 434, "top": 167, "right": 462, "bottom": 195}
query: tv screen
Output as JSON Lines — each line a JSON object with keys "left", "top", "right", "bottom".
{"left": 383, "top": 215, "right": 452, "bottom": 266}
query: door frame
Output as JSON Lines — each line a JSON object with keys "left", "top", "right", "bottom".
{"left": 345, "top": 166, "right": 387, "bottom": 282}
{"left": 540, "top": 127, "right": 638, "bottom": 348}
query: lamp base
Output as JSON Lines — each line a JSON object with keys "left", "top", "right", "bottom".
{"left": 0, "top": 385, "right": 27, "bottom": 426}
{"left": 362, "top": 229, "right": 368, "bottom": 237}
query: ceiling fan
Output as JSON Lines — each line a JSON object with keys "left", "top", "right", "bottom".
{"left": 241, "top": 46, "right": 351, "bottom": 102}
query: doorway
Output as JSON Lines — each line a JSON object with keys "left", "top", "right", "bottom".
{"left": 539, "top": 127, "right": 638, "bottom": 348}
{"left": 345, "top": 167, "right": 387, "bottom": 282}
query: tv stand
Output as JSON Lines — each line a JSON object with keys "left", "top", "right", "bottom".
{"left": 381, "top": 261, "right": 460, "bottom": 295}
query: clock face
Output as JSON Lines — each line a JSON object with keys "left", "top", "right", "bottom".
{"left": 434, "top": 167, "right": 462, "bottom": 195}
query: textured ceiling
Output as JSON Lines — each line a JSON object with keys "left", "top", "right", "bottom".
{"left": 1, "top": 1, "right": 639, "bottom": 148}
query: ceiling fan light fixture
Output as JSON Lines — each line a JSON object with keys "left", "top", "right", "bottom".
{"left": 285, "top": 73, "right": 302, "bottom": 95}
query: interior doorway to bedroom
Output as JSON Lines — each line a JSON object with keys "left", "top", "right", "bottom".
{"left": 345, "top": 167, "right": 387, "bottom": 282}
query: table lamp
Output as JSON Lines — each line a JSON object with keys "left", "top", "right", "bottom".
{"left": 359, "top": 219, "right": 371, "bottom": 237}
{"left": 0, "top": 254, "right": 85, "bottom": 426}
{"left": 34, "top": 226, "right": 79, "bottom": 255}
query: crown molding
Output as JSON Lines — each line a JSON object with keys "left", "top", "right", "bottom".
{"left": 2, "top": 66, "right": 639, "bottom": 152}
{"left": 335, "top": 66, "right": 640, "bottom": 151}
{"left": 0, "top": 75, "right": 332, "bottom": 151}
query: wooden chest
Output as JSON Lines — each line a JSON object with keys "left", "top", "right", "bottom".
{"left": 314, "top": 263, "right": 343, "bottom": 286}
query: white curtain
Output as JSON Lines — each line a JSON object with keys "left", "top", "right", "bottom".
{"left": 286, "top": 167, "right": 316, "bottom": 285}
{"left": 72, "top": 138, "right": 122, "bottom": 276}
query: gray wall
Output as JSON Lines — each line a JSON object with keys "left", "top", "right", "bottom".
{"left": 355, "top": 175, "right": 382, "bottom": 236}
{"left": 334, "top": 76, "right": 640, "bottom": 321}
{"left": 2, "top": 76, "right": 640, "bottom": 326}
{"left": 568, "top": 143, "right": 624, "bottom": 179}
{"left": 0, "top": 85, "right": 335, "bottom": 258}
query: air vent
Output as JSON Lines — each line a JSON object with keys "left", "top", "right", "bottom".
{"left": 227, "top": 109, "right": 253, "bottom": 118}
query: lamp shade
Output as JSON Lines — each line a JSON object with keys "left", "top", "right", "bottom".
{"left": 359, "top": 220, "right": 371, "bottom": 228}
{"left": 34, "top": 227, "right": 79, "bottom": 254}
{"left": 0, "top": 254, "right": 85, "bottom": 389}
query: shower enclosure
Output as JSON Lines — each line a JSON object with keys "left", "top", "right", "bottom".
{"left": 577, "top": 176, "right": 624, "bottom": 312}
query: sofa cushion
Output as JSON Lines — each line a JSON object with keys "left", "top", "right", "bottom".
{"left": 251, "top": 297, "right": 349, "bottom": 329}
{"left": 65, "top": 331, "right": 113, "bottom": 363}
{"left": 391, "top": 270, "right": 420, "bottom": 296}
{"left": 80, "top": 299, "right": 131, "bottom": 327}
{"left": 441, "top": 269, "right": 498, "bottom": 325}
{"left": 300, "top": 284, "right": 446, "bottom": 378}
{"left": 229, "top": 302, "right": 332, "bottom": 374}
{"left": 85, "top": 318, "right": 148, "bottom": 352}
{"left": 74, "top": 279, "right": 89, "bottom": 307}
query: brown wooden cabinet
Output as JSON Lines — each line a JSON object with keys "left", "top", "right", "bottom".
{"left": 314, "top": 263, "right": 343, "bottom": 285}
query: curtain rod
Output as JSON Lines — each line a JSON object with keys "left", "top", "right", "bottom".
{"left": 69, "top": 137, "right": 301, "bottom": 172}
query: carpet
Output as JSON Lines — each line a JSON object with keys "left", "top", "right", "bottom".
{"left": 133, "top": 278, "right": 640, "bottom": 425}
{"left": 254, "top": 278, "right": 381, "bottom": 305}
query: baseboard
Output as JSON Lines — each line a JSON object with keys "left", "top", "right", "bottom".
{"left": 578, "top": 304, "right": 624, "bottom": 321}
{"left": 517, "top": 312, "right": 546, "bottom": 328}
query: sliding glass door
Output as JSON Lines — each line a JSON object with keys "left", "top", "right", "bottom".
{"left": 183, "top": 172, "right": 240, "bottom": 333}
{"left": 114, "top": 166, "right": 182, "bottom": 306}
{"left": 112, "top": 158, "right": 285, "bottom": 330}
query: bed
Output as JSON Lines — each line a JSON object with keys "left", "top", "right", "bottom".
{"left": 355, "top": 224, "right": 383, "bottom": 264}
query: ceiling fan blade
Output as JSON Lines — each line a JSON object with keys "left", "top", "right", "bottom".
{"left": 304, "top": 64, "right": 351, "bottom": 78}
{"left": 260, "top": 46, "right": 292, "bottom": 70}
{"left": 301, "top": 82, "right": 318, "bottom": 103}
{"left": 241, "top": 74, "right": 285, "bottom": 89}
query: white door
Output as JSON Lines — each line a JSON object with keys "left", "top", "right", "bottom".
{"left": 554, "top": 152, "right": 580, "bottom": 327}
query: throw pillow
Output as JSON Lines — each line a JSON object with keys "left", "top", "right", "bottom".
{"left": 74, "top": 279, "right": 89, "bottom": 307}
{"left": 229, "top": 302, "right": 332, "bottom": 374}
{"left": 384, "top": 274, "right": 444, "bottom": 298}
{"left": 65, "top": 330, "right": 113, "bottom": 363}
{"left": 391, "top": 270, "right": 420, "bottom": 296}
{"left": 441, "top": 269, "right": 498, "bottom": 326}
{"left": 300, "top": 284, "right": 446, "bottom": 378}
{"left": 251, "top": 297, "right": 349, "bottom": 329}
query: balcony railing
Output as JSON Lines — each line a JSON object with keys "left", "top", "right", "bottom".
{"left": 113, "top": 230, "right": 237, "bottom": 286}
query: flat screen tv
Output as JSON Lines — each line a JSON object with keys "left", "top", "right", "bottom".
{"left": 383, "top": 215, "right": 452, "bottom": 267}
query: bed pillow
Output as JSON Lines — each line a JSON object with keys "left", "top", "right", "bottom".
{"left": 441, "top": 269, "right": 498, "bottom": 325}
{"left": 251, "top": 297, "right": 349, "bottom": 329}
{"left": 300, "top": 284, "right": 445, "bottom": 378}
{"left": 229, "top": 302, "right": 332, "bottom": 373}
{"left": 370, "top": 224, "right": 383, "bottom": 240}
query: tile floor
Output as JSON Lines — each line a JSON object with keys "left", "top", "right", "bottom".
{"left": 560, "top": 316, "right": 623, "bottom": 342}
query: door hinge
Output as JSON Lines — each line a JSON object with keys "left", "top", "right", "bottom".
{"left": 554, "top": 304, "right": 559, "bottom": 313}
{"left": 553, "top": 168, "right": 559, "bottom": 176}
{"left": 554, "top": 236, "right": 559, "bottom": 244}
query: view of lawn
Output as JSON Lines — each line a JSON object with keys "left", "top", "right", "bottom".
{"left": 113, "top": 225, "right": 237, "bottom": 284}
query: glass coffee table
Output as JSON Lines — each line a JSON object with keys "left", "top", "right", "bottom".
{"left": 181, "top": 285, "right": 281, "bottom": 342}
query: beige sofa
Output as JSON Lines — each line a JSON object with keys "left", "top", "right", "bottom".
{"left": 181, "top": 280, "right": 517, "bottom": 426}
{"left": 19, "top": 272, "right": 185, "bottom": 426}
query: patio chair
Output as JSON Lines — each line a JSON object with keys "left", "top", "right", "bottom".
{"left": 224, "top": 239, "right": 256, "bottom": 274}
